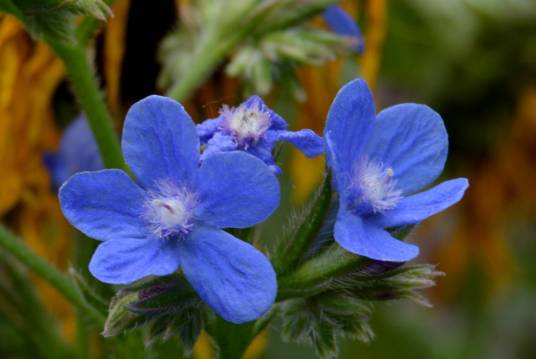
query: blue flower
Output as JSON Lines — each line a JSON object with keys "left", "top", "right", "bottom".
{"left": 44, "top": 116, "right": 103, "bottom": 190}
{"left": 197, "top": 95, "right": 323, "bottom": 174}
{"left": 323, "top": 6, "right": 364, "bottom": 53}
{"left": 324, "top": 79, "right": 468, "bottom": 262}
{"left": 59, "top": 96, "right": 280, "bottom": 324}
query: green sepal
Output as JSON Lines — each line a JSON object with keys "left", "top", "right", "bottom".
{"left": 103, "top": 274, "right": 207, "bottom": 355}
{"left": 334, "top": 263, "right": 444, "bottom": 307}
{"left": 280, "top": 293, "right": 374, "bottom": 359}
{"left": 103, "top": 290, "right": 143, "bottom": 337}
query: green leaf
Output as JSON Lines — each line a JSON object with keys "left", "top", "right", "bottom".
{"left": 158, "top": 0, "right": 350, "bottom": 100}
{"left": 226, "top": 27, "right": 356, "bottom": 98}
{"left": 2, "top": 0, "right": 111, "bottom": 42}
{"left": 250, "top": 0, "right": 339, "bottom": 36}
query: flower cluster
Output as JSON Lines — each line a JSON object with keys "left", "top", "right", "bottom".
{"left": 58, "top": 79, "right": 467, "bottom": 327}
{"left": 197, "top": 95, "right": 323, "bottom": 174}
{"left": 59, "top": 96, "right": 280, "bottom": 323}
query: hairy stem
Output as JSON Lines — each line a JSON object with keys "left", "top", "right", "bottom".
{"left": 277, "top": 244, "right": 370, "bottom": 300}
{"left": 210, "top": 319, "right": 256, "bottom": 359}
{"left": 48, "top": 40, "right": 128, "bottom": 171}
{"left": 272, "top": 175, "right": 332, "bottom": 275}
{"left": 0, "top": 226, "right": 106, "bottom": 325}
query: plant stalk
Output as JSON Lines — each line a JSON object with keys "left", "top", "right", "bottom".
{"left": 210, "top": 319, "right": 256, "bottom": 359}
{"left": 48, "top": 40, "right": 128, "bottom": 171}
{"left": 0, "top": 225, "right": 106, "bottom": 325}
{"left": 166, "top": 1, "right": 261, "bottom": 102}
{"left": 277, "top": 244, "right": 370, "bottom": 300}
{"left": 272, "top": 175, "right": 332, "bottom": 275}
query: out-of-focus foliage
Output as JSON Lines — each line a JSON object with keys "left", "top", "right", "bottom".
{"left": 226, "top": 27, "right": 354, "bottom": 98}
{"left": 0, "top": 16, "right": 76, "bottom": 339}
{"left": 0, "top": 0, "right": 110, "bottom": 41}
{"left": 158, "top": 0, "right": 358, "bottom": 99}
{"left": 0, "top": 253, "right": 72, "bottom": 357}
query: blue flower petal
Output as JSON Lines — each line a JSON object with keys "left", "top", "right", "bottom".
{"left": 323, "top": 6, "right": 363, "bottom": 53}
{"left": 246, "top": 144, "right": 281, "bottom": 174}
{"left": 196, "top": 152, "right": 280, "bottom": 228}
{"left": 197, "top": 117, "right": 223, "bottom": 141}
{"left": 122, "top": 95, "right": 199, "bottom": 189}
{"left": 178, "top": 226, "right": 277, "bottom": 323}
{"left": 372, "top": 178, "right": 469, "bottom": 228}
{"left": 247, "top": 140, "right": 275, "bottom": 163}
{"left": 268, "top": 129, "right": 324, "bottom": 158}
{"left": 324, "top": 79, "right": 375, "bottom": 185}
{"left": 89, "top": 238, "right": 180, "bottom": 284}
{"left": 334, "top": 209, "right": 419, "bottom": 262}
{"left": 59, "top": 169, "right": 148, "bottom": 241}
{"left": 200, "top": 132, "right": 238, "bottom": 160}
{"left": 364, "top": 104, "right": 448, "bottom": 195}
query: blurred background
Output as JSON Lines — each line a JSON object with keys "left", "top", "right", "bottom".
{"left": 1, "top": 0, "right": 535, "bottom": 358}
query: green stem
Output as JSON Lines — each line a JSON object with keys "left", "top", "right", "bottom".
{"left": 0, "top": 225, "right": 106, "bottom": 326}
{"left": 1, "top": 2, "right": 124, "bottom": 170}
{"left": 277, "top": 244, "right": 370, "bottom": 300}
{"left": 75, "top": 311, "right": 90, "bottom": 359}
{"left": 209, "top": 319, "right": 256, "bottom": 359}
{"left": 166, "top": 35, "right": 236, "bottom": 102}
{"left": 48, "top": 40, "right": 128, "bottom": 171}
{"left": 208, "top": 308, "right": 275, "bottom": 359}
{"left": 272, "top": 175, "right": 332, "bottom": 275}
{"left": 166, "top": 2, "right": 260, "bottom": 102}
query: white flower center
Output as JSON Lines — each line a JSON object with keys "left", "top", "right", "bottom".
{"left": 151, "top": 198, "right": 189, "bottom": 229}
{"left": 143, "top": 182, "right": 196, "bottom": 238}
{"left": 221, "top": 103, "right": 271, "bottom": 146}
{"left": 351, "top": 159, "right": 402, "bottom": 214}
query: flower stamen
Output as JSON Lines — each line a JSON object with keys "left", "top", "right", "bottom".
{"left": 143, "top": 182, "right": 197, "bottom": 239}
{"left": 220, "top": 100, "right": 272, "bottom": 148}
{"left": 350, "top": 159, "right": 402, "bottom": 214}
